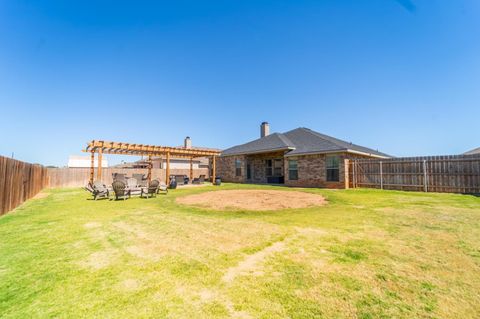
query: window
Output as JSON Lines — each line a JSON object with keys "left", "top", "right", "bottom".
{"left": 326, "top": 155, "right": 340, "bottom": 182}
{"left": 273, "top": 159, "right": 283, "bottom": 177}
{"left": 288, "top": 160, "right": 298, "bottom": 180}
{"left": 235, "top": 159, "right": 242, "bottom": 177}
{"left": 265, "top": 160, "right": 273, "bottom": 177}
{"left": 266, "top": 159, "right": 282, "bottom": 177}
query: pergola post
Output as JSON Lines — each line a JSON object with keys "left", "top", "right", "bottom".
{"left": 89, "top": 151, "right": 95, "bottom": 184}
{"left": 166, "top": 152, "right": 170, "bottom": 185}
{"left": 97, "top": 148, "right": 103, "bottom": 181}
{"left": 147, "top": 155, "right": 152, "bottom": 184}
{"left": 190, "top": 157, "right": 193, "bottom": 182}
{"left": 212, "top": 155, "right": 216, "bottom": 185}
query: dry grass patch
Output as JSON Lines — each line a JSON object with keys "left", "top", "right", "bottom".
{"left": 176, "top": 189, "right": 326, "bottom": 211}
{"left": 223, "top": 241, "right": 287, "bottom": 283}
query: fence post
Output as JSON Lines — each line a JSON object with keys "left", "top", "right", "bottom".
{"left": 423, "top": 160, "right": 428, "bottom": 192}
{"left": 380, "top": 161, "right": 383, "bottom": 190}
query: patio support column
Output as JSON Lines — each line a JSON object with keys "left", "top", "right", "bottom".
{"left": 89, "top": 151, "right": 95, "bottom": 184}
{"left": 166, "top": 152, "right": 170, "bottom": 185}
{"left": 344, "top": 159, "right": 350, "bottom": 189}
{"left": 190, "top": 157, "right": 193, "bottom": 181}
{"left": 212, "top": 155, "right": 216, "bottom": 185}
{"left": 97, "top": 148, "right": 103, "bottom": 181}
{"left": 147, "top": 155, "right": 152, "bottom": 184}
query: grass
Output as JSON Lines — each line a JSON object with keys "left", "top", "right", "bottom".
{"left": 0, "top": 184, "right": 479, "bottom": 318}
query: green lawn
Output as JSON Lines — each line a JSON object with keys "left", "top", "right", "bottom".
{"left": 1, "top": 184, "right": 479, "bottom": 318}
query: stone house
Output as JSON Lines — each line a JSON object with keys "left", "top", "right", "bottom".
{"left": 217, "top": 123, "right": 391, "bottom": 188}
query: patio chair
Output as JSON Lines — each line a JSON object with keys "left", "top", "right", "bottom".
{"left": 132, "top": 174, "right": 147, "bottom": 187}
{"left": 141, "top": 180, "right": 159, "bottom": 198}
{"left": 91, "top": 181, "right": 110, "bottom": 200}
{"left": 157, "top": 181, "right": 168, "bottom": 194}
{"left": 112, "top": 173, "right": 126, "bottom": 182}
{"left": 85, "top": 182, "right": 94, "bottom": 193}
{"left": 173, "top": 175, "right": 188, "bottom": 185}
{"left": 112, "top": 180, "right": 131, "bottom": 200}
{"left": 192, "top": 175, "right": 205, "bottom": 185}
{"left": 127, "top": 178, "right": 142, "bottom": 196}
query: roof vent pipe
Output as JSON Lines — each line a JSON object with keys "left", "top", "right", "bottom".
{"left": 260, "top": 122, "right": 270, "bottom": 138}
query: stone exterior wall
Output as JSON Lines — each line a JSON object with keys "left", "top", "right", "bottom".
{"left": 285, "top": 154, "right": 334, "bottom": 188}
{"left": 216, "top": 155, "right": 246, "bottom": 183}
{"left": 284, "top": 152, "right": 375, "bottom": 188}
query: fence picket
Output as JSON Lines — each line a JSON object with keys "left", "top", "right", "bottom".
{"left": 350, "top": 154, "right": 480, "bottom": 194}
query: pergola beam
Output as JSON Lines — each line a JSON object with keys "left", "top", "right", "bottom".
{"left": 85, "top": 140, "right": 219, "bottom": 158}
{"left": 84, "top": 140, "right": 221, "bottom": 185}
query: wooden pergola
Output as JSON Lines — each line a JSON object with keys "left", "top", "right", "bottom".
{"left": 84, "top": 140, "right": 221, "bottom": 185}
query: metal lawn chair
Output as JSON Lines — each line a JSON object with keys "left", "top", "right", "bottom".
{"left": 112, "top": 173, "right": 126, "bottom": 182}
{"left": 91, "top": 181, "right": 110, "bottom": 200}
{"left": 132, "top": 174, "right": 147, "bottom": 187}
{"left": 141, "top": 180, "right": 159, "bottom": 198}
{"left": 192, "top": 175, "right": 205, "bottom": 184}
{"left": 127, "top": 178, "right": 142, "bottom": 196}
{"left": 157, "top": 181, "right": 168, "bottom": 194}
{"left": 112, "top": 180, "right": 131, "bottom": 200}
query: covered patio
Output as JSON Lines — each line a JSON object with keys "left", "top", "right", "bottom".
{"left": 84, "top": 140, "right": 221, "bottom": 185}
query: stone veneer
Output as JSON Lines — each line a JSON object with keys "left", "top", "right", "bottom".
{"left": 216, "top": 154, "right": 247, "bottom": 183}
{"left": 284, "top": 153, "right": 343, "bottom": 188}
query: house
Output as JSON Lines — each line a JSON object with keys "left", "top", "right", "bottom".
{"left": 463, "top": 147, "right": 480, "bottom": 156}
{"left": 217, "top": 122, "right": 390, "bottom": 188}
{"left": 68, "top": 155, "right": 108, "bottom": 168}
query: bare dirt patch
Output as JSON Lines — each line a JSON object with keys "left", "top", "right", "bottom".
{"left": 177, "top": 190, "right": 326, "bottom": 211}
{"left": 223, "top": 241, "right": 286, "bottom": 283}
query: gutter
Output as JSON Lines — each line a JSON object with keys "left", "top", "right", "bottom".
{"left": 220, "top": 146, "right": 296, "bottom": 157}
{"left": 284, "top": 149, "right": 390, "bottom": 159}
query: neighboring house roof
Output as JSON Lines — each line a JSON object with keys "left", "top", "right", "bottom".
{"left": 221, "top": 127, "right": 390, "bottom": 158}
{"left": 463, "top": 147, "right": 480, "bottom": 155}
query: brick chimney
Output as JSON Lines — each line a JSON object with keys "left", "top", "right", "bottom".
{"left": 260, "top": 122, "right": 270, "bottom": 138}
{"left": 184, "top": 136, "right": 192, "bottom": 149}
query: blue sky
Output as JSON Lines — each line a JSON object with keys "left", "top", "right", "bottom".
{"left": 0, "top": 0, "right": 479, "bottom": 166}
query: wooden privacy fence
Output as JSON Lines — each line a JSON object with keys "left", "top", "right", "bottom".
{"left": 0, "top": 156, "right": 49, "bottom": 215}
{"left": 349, "top": 155, "right": 480, "bottom": 194}
{"left": 47, "top": 167, "right": 210, "bottom": 188}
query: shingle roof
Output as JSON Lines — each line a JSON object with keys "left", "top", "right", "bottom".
{"left": 464, "top": 147, "right": 480, "bottom": 155}
{"left": 221, "top": 133, "right": 295, "bottom": 156}
{"left": 221, "top": 127, "right": 390, "bottom": 158}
